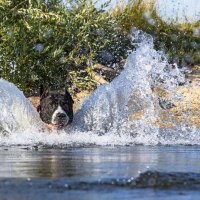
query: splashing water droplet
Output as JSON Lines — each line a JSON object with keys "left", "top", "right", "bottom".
{"left": 193, "top": 29, "right": 200, "bottom": 36}
{"left": 35, "top": 43, "right": 44, "bottom": 52}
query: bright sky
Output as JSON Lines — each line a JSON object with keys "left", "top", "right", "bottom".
{"left": 156, "top": 0, "right": 200, "bottom": 22}
{"left": 95, "top": 0, "right": 200, "bottom": 22}
{"left": 62, "top": 0, "right": 200, "bottom": 22}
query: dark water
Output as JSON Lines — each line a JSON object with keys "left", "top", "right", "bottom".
{"left": 1, "top": 145, "right": 200, "bottom": 199}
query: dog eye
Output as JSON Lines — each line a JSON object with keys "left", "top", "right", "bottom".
{"left": 59, "top": 99, "right": 65, "bottom": 104}
{"left": 61, "top": 102, "right": 68, "bottom": 108}
{"left": 49, "top": 101, "right": 57, "bottom": 107}
{"left": 60, "top": 102, "right": 66, "bottom": 106}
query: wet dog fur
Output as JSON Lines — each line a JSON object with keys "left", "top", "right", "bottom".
{"left": 38, "top": 86, "right": 74, "bottom": 129}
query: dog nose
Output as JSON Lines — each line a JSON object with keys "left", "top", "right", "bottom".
{"left": 57, "top": 113, "right": 67, "bottom": 119}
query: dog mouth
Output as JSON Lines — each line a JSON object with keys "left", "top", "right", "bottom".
{"left": 47, "top": 122, "right": 67, "bottom": 130}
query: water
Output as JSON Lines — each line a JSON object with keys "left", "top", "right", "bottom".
{"left": 0, "top": 79, "right": 44, "bottom": 133}
{"left": 1, "top": 30, "right": 200, "bottom": 198}
{"left": 1, "top": 146, "right": 200, "bottom": 199}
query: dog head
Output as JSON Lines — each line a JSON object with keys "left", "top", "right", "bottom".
{"left": 39, "top": 86, "right": 74, "bottom": 128}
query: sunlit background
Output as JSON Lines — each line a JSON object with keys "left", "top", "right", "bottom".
{"left": 98, "top": 0, "right": 200, "bottom": 22}
{"left": 64, "top": 0, "right": 200, "bottom": 22}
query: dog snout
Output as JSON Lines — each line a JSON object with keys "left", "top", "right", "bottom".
{"left": 57, "top": 113, "right": 67, "bottom": 119}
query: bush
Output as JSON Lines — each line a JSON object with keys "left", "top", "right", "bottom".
{"left": 2, "top": 0, "right": 197, "bottom": 95}
{"left": 0, "top": 0, "right": 132, "bottom": 94}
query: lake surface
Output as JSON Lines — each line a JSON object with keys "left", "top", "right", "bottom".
{"left": 1, "top": 144, "right": 200, "bottom": 200}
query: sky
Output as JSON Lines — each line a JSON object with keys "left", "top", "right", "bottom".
{"left": 156, "top": 0, "right": 200, "bottom": 22}
{"left": 95, "top": 0, "right": 200, "bottom": 22}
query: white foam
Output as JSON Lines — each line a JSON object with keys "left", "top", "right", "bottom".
{"left": 0, "top": 126, "right": 200, "bottom": 146}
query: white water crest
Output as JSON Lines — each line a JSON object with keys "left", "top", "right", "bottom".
{"left": 0, "top": 79, "right": 45, "bottom": 134}
{"left": 0, "top": 30, "right": 199, "bottom": 146}
{"left": 73, "top": 30, "right": 189, "bottom": 141}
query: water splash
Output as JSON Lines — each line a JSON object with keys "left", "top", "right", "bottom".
{"left": 0, "top": 79, "right": 44, "bottom": 133}
{"left": 74, "top": 30, "right": 188, "bottom": 140}
{"left": 0, "top": 30, "right": 199, "bottom": 146}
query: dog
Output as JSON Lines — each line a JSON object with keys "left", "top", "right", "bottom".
{"left": 38, "top": 86, "right": 74, "bottom": 129}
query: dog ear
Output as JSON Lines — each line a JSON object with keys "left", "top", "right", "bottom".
{"left": 40, "top": 85, "right": 49, "bottom": 99}
{"left": 65, "top": 89, "right": 74, "bottom": 104}
{"left": 40, "top": 84, "right": 44, "bottom": 96}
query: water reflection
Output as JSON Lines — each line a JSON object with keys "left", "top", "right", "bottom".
{"left": 1, "top": 146, "right": 200, "bottom": 179}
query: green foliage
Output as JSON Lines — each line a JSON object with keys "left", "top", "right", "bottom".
{"left": 1, "top": 0, "right": 199, "bottom": 95}
{"left": 0, "top": 0, "right": 131, "bottom": 94}
{"left": 115, "top": 0, "right": 200, "bottom": 66}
